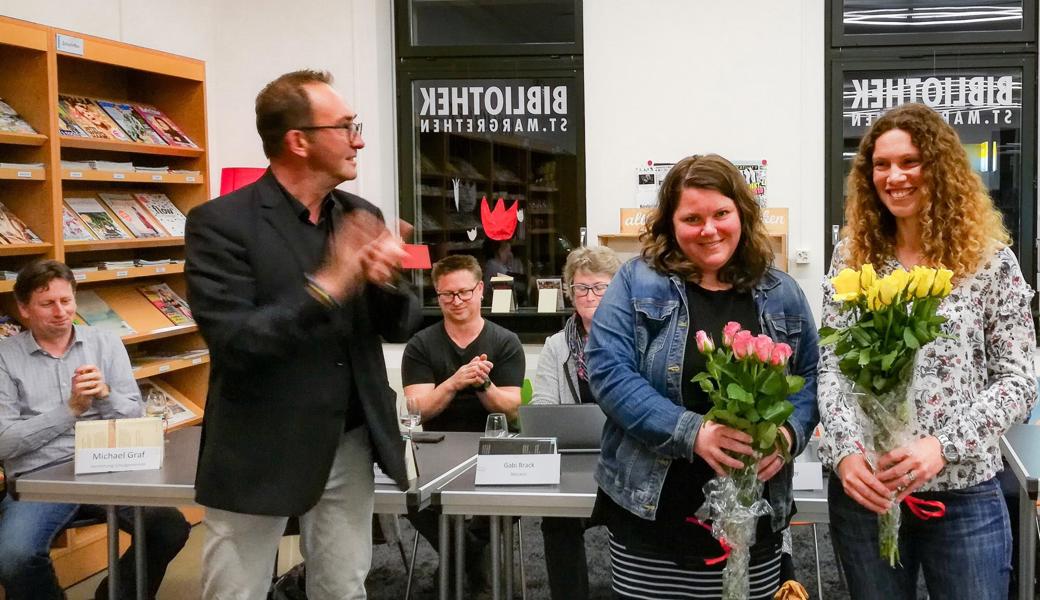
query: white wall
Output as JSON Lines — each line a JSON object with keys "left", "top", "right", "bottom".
{"left": 2, "top": 0, "right": 827, "bottom": 314}
{"left": 0, "top": 0, "right": 400, "bottom": 220}
{"left": 584, "top": 0, "right": 827, "bottom": 317}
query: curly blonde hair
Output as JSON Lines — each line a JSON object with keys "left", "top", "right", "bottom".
{"left": 640, "top": 154, "right": 773, "bottom": 290}
{"left": 842, "top": 103, "right": 1009, "bottom": 276}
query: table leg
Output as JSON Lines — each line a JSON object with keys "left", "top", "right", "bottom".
{"left": 438, "top": 514, "right": 449, "bottom": 600}
{"left": 454, "top": 516, "right": 465, "bottom": 600}
{"left": 133, "top": 506, "right": 146, "bottom": 600}
{"left": 503, "top": 516, "right": 513, "bottom": 600}
{"left": 490, "top": 515, "right": 500, "bottom": 600}
{"left": 1017, "top": 491, "right": 1036, "bottom": 600}
{"left": 106, "top": 506, "right": 119, "bottom": 600}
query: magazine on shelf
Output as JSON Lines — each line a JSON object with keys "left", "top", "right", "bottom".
{"left": 96, "top": 100, "right": 168, "bottom": 145}
{"left": 137, "top": 378, "right": 202, "bottom": 429}
{"left": 74, "top": 290, "right": 135, "bottom": 336}
{"left": 137, "top": 282, "right": 194, "bottom": 325}
{"left": 130, "top": 348, "right": 208, "bottom": 370}
{"left": 65, "top": 196, "right": 131, "bottom": 240}
{"left": 133, "top": 193, "right": 186, "bottom": 236}
{"left": 59, "top": 95, "right": 131, "bottom": 142}
{"left": 0, "top": 99, "right": 36, "bottom": 134}
{"left": 0, "top": 162, "right": 44, "bottom": 170}
{"left": 0, "top": 202, "right": 42, "bottom": 244}
{"left": 56, "top": 99, "right": 87, "bottom": 138}
{"left": 60, "top": 160, "right": 93, "bottom": 171}
{"left": 0, "top": 313, "right": 22, "bottom": 339}
{"left": 92, "top": 161, "right": 135, "bottom": 172}
{"left": 132, "top": 104, "right": 196, "bottom": 148}
{"left": 61, "top": 203, "right": 96, "bottom": 241}
{"left": 98, "top": 193, "right": 166, "bottom": 238}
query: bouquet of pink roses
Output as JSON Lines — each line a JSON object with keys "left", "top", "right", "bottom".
{"left": 691, "top": 321, "right": 804, "bottom": 600}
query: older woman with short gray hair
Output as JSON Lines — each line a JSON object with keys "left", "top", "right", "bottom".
{"left": 530, "top": 245, "right": 620, "bottom": 600}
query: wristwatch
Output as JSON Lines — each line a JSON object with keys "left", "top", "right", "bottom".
{"left": 936, "top": 433, "right": 960, "bottom": 464}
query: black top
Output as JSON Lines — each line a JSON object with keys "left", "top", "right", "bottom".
{"left": 597, "top": 282, "right": 782, "bottom": 561}
{"left": 274, "top": 182, "right": 361, "bottom": 431}
{"left": 401, "top": 319, "right": 525, "bottom": 431}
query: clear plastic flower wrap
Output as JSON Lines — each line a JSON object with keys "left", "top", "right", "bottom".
{"left": 700, "top": 462, "right": 772, "bottom": 599}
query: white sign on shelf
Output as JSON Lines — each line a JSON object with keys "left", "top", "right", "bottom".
{"left": 56, "top": 34, "right": 84, "bottom": 56}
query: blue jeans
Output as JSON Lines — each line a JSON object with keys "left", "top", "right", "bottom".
{"left": 828, "top": 475, "right": 1011, "bottom": 600}
{"left": 0, "top": 495, "right": 190, "bottom": 600}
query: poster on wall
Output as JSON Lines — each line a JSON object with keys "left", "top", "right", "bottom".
{"left": 733, "top": 159, "right": 767, "bottom": 205}
{"left": 634, "top": 162, "right": 674, "bottom": 207}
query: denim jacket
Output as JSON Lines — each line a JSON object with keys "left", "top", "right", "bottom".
{"left": 586, "top": 258, "right": 819, "bottom": 531}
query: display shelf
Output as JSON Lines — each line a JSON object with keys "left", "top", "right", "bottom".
{"left": 61, "top": 169, "right": 203, "bottom": 184}
{"left": 59, "top": 137, "right": 204, "bottom": 158}
{"left": 0, "top": 168, "right": 44, "bottom": 181}
{"left": 122, "top": 324, "right": 197, "bottom": 345}
{"left": 132, "top": 352, "right": 208, "bottom": 380}
{"left": 0, "top": 131, "right": 47, "bottom": 146}
{"left": 72, "top": 263, "right": 184, "bottom": 284}
{"left": 0, "top": 15, "right": 211, "bottom": 589}
{"left": 64, "top": 238, "right": 185, "bottom": 253}
{"left": 0, "top": 243, "right": 53, "bottom": 257}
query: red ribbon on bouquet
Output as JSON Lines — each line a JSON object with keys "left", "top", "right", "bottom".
{"left": 685, "top": 516, "right": 731, "bottom": 565}
{"left": 903, "top": 495, "right": 946, "bottom": 519}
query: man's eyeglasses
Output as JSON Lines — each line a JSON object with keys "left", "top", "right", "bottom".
{"left": 436, "top": 285, "right": 479, "bottom": 303}
{"left": 570, "top": 283, "right": 609, "bottom": 298}
{"left": 296, "top": 122, "right": 363, "bottom": 139}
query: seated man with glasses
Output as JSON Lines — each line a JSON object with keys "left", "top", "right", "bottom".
{"left": 401, "top": 254, "right": 524, "bottom": 591}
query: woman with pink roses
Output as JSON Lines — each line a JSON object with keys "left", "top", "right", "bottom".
{"left": 586, "top": 154, "right": 819, "bottom": 599}
{"left": 820, "top": 103, "right": 1037, "bottom": 599}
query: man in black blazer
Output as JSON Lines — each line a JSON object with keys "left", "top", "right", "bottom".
{"left": 185, "top": 69, "right": 420, "bottom": 599}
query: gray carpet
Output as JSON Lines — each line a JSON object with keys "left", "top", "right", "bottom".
{"left": 364, "top": 517, "right": 932, "bottom": 599}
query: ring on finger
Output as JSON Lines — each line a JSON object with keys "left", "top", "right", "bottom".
{"left": 906, "top": 470, "right": 916, "bottom": 483}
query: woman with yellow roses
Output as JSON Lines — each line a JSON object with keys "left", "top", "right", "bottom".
{"left": 819, "top": 102, "right": 1037, "bottom": 599}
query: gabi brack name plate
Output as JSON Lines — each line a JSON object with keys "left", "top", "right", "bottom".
{"left": 475, "top": 436, "right": 560, "bottom": 485}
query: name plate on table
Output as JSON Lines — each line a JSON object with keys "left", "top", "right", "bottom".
{"left": 792, "top": 461, "right": 823, "bottom": 491}
{"left": 475, "top": 436, "right": 560, "bottom": 485}
{"left": 74, "top": 417, "right": 164, "bottom": 474}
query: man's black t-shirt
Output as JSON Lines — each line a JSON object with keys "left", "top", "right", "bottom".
{"left": 401, "top": 319, "right": 525, "bottom": 431}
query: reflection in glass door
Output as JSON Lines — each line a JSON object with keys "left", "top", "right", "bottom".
{"left": 827, "top": 56, "right": 1036, "bottom": 288}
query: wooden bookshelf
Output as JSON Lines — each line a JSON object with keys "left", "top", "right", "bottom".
{"left": 0, "top": 131, "right": 47, "bottom": 146}
{"left": 0, "top": 167, "right": 45, "bottom": 180}
{"left": 0, "top": 15, "right": 210, "bottom": 591}
{"left": 64, "top": 237, "right": 185, "bottom": 253}
{"left": 59, "top": 137, "right": 204, "bottom": 158}
{"left": 61, "top": 169, "right": 203, "bottom": 184}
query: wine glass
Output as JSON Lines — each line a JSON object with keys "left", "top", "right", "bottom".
{"left": 398, "top": 396, "right": 421, "bottom": 441}
{"left": 144, "top": 389, "right": 169, "bottom": 436}
{"left": 484, "top": 413, "right": 508, "bottom": 438}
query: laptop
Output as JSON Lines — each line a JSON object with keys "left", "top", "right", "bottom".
{"left": 518, "top": 404, "right": 607, "bottom": 453}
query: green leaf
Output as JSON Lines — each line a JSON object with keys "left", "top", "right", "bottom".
{"left": 761, "top": 401, "right": 794, "bottom": 424}
{"left": 851, "top": 327, "right": 872, "bottom": 346}
{"left": 786, "top": 375, "right": 805, "bottom": 394}
{"left": 881, "top": 351, "right": 897, "bottom": 371}
{"left": 698, "top": 379, "right": 714, "bottom": 393}
{"left": 757, "top": 422, "right": 777, "bottom": 450}
{"left": 818, "top": 330, "right": 841, "bottom": 346}
{"left": 858, "top": 347, "right": 871, "bottom": 366}
{"left": 726, "top": 383, "right": 751, "bottom": 403}
{"left": 903, "top": 328, "right": 920, "bottom": 349}
{"left": 760, "top": 370, "right": 783, "bottom": 396}
{"left": 521, "top": 378, "right": 533, "bottom": 405}
{"left": 690, "top": 372, "right": 710, "bottom": 383}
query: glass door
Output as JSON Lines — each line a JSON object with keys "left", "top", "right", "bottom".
{"left": 826, "top": 53, "right": 1036, "bottom": 288}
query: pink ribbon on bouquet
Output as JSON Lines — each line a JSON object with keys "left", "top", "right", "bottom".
{"left": 685, "top": 516, "right": 731, "bottom": 566}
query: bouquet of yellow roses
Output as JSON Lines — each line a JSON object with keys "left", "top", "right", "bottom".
{"left": 819, "top": 263, "right": 952, "bottom": 566}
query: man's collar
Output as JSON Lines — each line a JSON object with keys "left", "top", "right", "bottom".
{"left": 272, "top": 174, "right": 336, "bottom": 223}
{"left": 23, "top": 325, "right": 81, "bottom": 357}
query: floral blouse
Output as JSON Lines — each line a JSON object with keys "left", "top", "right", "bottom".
{"left": 818, "top": 243, "right": 1037, "bottom": 490}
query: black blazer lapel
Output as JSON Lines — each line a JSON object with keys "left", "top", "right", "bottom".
{"left": 256, "top": 171, "right": 315, "bottom": 275}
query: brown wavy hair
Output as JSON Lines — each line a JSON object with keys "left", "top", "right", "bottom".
{"left": 640, "top": 154, "right": 773, "bottom": 290}
{"left": 842, "top": 102, "right": 1009, "bottom": 276}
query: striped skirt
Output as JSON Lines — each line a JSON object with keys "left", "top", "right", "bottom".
{"left": 608, "top": 533, "right": 782, "bottom": 599}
